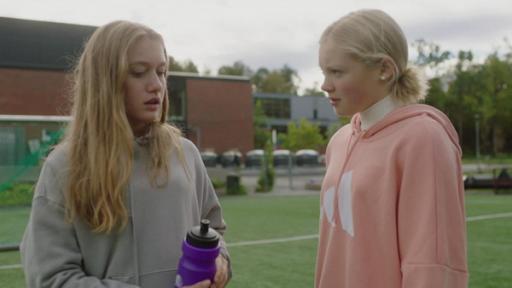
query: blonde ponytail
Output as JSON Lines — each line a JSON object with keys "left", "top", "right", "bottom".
{"left": 393, "top": 66, "right": 429, "bottom": 103}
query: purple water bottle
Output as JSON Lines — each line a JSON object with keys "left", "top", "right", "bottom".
{"left": 174, "top": 219, "right": 220, "bottom": 288}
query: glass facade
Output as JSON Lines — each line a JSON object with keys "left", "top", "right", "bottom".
{"left": 167, "top": 76, "right": 187, "bottom": 128}
{"left": 259, "top": 98, "right": 290, "bottom": 119}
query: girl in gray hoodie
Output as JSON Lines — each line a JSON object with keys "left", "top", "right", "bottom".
{"left": 21, "top": 20, "right": 230, "bottom": 288}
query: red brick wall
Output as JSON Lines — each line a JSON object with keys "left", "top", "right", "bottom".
{"left": 0, "top": 68, "right": 254, "bottom": 154}
{"left": 186, "top": 78, "right": 254, "bottom": 154}
{"left": 0, "top": 68, "right": 72, "bottom": 115}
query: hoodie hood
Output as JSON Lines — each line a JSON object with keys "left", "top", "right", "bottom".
{"left": 351, "top": 104, "right": 461, "bottom": 154}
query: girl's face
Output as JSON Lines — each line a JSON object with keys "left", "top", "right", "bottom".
{"left": 319, "top": 38, "right": 388, "bottom": 117}
{"left": 124, "top": 36, "right": 167, "bottom": 136}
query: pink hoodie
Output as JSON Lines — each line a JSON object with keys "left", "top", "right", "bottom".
{"left": 316, "top": 104, "right": 468, "bottom": 288}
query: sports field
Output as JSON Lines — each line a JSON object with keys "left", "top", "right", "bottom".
{"left": 1, "top": 192, "right": 511, "bottom": 287}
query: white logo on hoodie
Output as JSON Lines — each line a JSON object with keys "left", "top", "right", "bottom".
{"left": 323, "top": 186, "right": 335, "bottom": 226}
{"left": 339, "top": 171, "right": 354, "bottom": 237}
{"left": 323, "top": 171, "right": 354, "bottom": 237}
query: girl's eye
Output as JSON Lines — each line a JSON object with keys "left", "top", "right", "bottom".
{"left": 331, "top": 70, "right": 343, "bottom": 76}
{"left": 157, "top": 70, "right": 166, "bottom": 77}
{"left": 130, "top": 70, "right": 145, "bottom": 77}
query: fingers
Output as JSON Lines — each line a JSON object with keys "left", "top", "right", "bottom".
{"left": 184, "top": 279, "right": 211, "bottom": 288}
{"left": 212, "top": 255, "right": 229, "bottom": 288}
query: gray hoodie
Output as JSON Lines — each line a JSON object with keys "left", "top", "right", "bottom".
{"left": 21, "top": 138, "right": 229, "bottom": 288}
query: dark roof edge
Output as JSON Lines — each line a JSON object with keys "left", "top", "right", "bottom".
{"left": 169, "top": 71, "right": 250, "bottom": 82}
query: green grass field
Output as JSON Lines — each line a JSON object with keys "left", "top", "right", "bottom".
{"left": 1, "top": 193, "right": 511, "bottom": 288}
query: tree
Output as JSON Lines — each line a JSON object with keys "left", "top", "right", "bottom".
{"left": 477, "top": 53, "right": 512, "bottom": 154}
{"left": 411, "top": 39, "right": 512, "bottom": 155}
{"left": 412, "top": 39, "right": 452, "bottom": 76}
{"left": 423, "top": 77, "right": 447, "bottom": 110}
{"left": 251, "top": 68, "right": 269, "bottom": 91}
{"left": 168, "top": 57, "right": 199, "bottom": 73}
{"left": 280, "top": 119, "right": 326, "bottom": 151}
{"left": 443, "top": 49, "right": 512, "bottom": 155}
{"left": 445, "top": 50, "right": 478, "bottom": 152}
{"left": 253, "top": 100, "right": 270, "bottom": 149}
{"left": 256, "top": 140, "right": 274, "bottom": 192}
{"left": 251, "top": 65, "right": 300, "bottom": 95}
{"left": 217, "top": 61, "right": 253, "bottom": 77}
{"left": 303, "top": 82, "right": 325, "bottom": 97}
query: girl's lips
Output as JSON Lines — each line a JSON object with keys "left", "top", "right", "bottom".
{"left": 144, "top": 98, "right": 161, "bottom": 111}
{"left": 144, "top": 98, "right": 160, "bottom": 105}
{"left": 329, "top": 98, "right": 341, "bottom": 106}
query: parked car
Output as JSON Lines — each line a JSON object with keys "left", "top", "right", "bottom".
{"left": 220, "top": 150, "right": 242, "bottom": 167}
{"left": 200, "top": 151, "right": 218, "bottom": 167}
{"left": 295, "top": 149, "right": 320, "bottom": 166}
{"left": 245, "top": 149, "right": 264, "bottom": 168}
{"left": 464, "top": 168, "right": 512, "bottom": 192}
{"left": 273, "top": 149, "right": 293, "bottom": 167}
{"left": 319, "top": 154, "right": 326, "bottom": 165}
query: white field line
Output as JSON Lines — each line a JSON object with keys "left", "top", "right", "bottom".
{"left": 0, "top": 264, "right": 22, "bottom": 270}
{"left": 227, "top": 234, "right": 318, "bottom": 247}
{"left": 466, "top": 212, "right": 512, "bottom": 222}
{"left": 1, "top": 212, "right": 511, "bottom": 271}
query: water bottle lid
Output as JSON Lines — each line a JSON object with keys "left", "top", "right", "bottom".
{"left": 186, "top": 219, "right": 220, "bottom": 248}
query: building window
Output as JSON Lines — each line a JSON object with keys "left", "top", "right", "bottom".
{"left": 259, "top": 98, "right": 290, "bottom": 119}
{"left": 0, "top": 127, "right": 25, "bottom": 165}
{"left": 168, "top": 77, "right": 186, "bottom": 123}
{"left": 169, "top": 90, "right": 185, "bottom": 119}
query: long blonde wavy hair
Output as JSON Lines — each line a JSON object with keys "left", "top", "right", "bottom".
{"left": 64, "top": 20, "right": 184, "bottom": 233}
{"left": 320, "top": 9, "right": 428, "bottom": 103}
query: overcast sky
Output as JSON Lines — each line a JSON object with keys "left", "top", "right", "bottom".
{"left": 2, "top": 0, "right": 512, "bottom": 92}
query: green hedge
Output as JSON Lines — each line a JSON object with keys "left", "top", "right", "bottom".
{"left": 0, "top": 183, "right": 34, "bottom": 207}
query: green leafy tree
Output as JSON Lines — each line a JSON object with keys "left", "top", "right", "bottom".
{"left": 445, "top": 50, "right": 478, "bottom": 150}
{"left": 253, "top": 100, "right": 271, "bottom": 149}
{"left": 218, "top": 61, "right": 253, "bottom": 77}
{"left": 424, "top": 77, "right": 447, "bottom": 110}
{"left": 168, "top": 57, "right": 199, "bottom": 73}
{"left": 412, "top": 39, "right": 512, "bottom": 155}
{"left": 281, "top": 119, "right": 326, "bottom": 151}
{"left": 412, "top": 39, "right": 452, "bottom": 76}
{"left": 441, "top": 47, "right": 512, "bottom": 155}
{"left": 303, "top": 82, "right": 325, "bottom": 97}
{"left": 251, "top": 65, "right": 300, "bottom": 95}
{"left": 477, "top": 53, "right": 512, "bottom": 154}
{"left": 256, "top": 140, "right": 274, "bottom": 192}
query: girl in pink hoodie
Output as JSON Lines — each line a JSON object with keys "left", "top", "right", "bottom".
{"left": 316, "top": 9, "right": 468, "bottom": 288}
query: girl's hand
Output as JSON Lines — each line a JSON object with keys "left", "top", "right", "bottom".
{"left": 211, "top": 254, "right": 229, "bottom": 288}
{"left": 184, "top": 279, "right": 211, "bottom": 288}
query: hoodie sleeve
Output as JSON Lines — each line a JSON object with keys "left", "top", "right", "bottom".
{"left": 20, "top": 161, "right": 139, "bottom": 288}
{"left": 397, "top": 118, "right": 468, "bottom": 288}
{"left": 186, "top": 140, "right": 231, "bottom": 279}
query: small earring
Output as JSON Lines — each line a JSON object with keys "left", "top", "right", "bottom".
{"left": 380, "top": 75, "right": 387, "bottom": 80}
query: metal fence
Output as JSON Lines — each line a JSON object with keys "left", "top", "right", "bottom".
{"left": 0, "top": 115, "right": 69, "bottom": 192}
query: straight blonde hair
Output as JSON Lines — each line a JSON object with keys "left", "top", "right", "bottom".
{"left": 320, "top": 9, "right": 428, "bottom": 103}
{"left": 64, "top": 20, "right": 184, "bottom": 233}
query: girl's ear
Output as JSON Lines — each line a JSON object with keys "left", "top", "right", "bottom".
{"left": 378, "top": 57, "right": 396, "bottom": 81}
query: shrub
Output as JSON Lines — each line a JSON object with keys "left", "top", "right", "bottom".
{"left": 256, "top": 140, "right": 275, "bottom": 192}
{"left": 0, "top": 183, "right": 34, "bottom": 207}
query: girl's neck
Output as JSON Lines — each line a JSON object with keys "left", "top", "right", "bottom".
{"left": 360, "top": 95, "right": 403, "bottom": 131}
